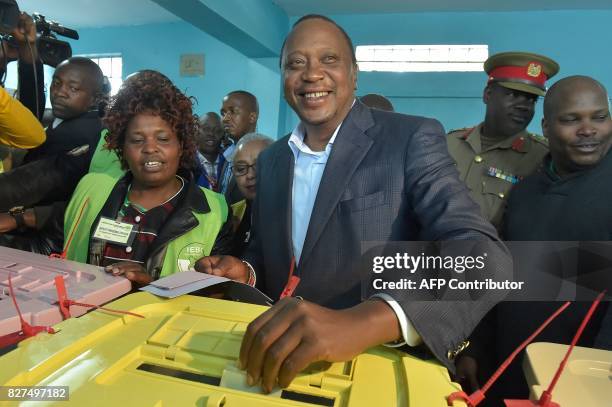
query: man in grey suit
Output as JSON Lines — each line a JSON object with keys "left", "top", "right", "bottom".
{"left": 197, "top": 14, "right": 508, "bottom": 393}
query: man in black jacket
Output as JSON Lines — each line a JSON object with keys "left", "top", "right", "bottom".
{"left": 457, "top": 76, "right": 612, "bottom": 404}
{"left": 0, "top": 57, "right": 104, "bottom": 254}
{"left": 505, "top": 76, "right": 612, "bottom": 239}
{"left": 218, "top": 90, "right": 259, "bottom": 204}
{"left": 21, "top": 57, "right": 104, "bottom": 164}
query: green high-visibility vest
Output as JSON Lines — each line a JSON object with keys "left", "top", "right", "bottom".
{"left": 64, "top": 172, "right": 228, "bottom": 277}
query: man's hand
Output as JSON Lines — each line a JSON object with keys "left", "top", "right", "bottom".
{"left": 12, "top": 13, "right": 38, "bottom": 63}
{"left": 104, "top": 262, "right": 152, "bottom": 287}
{"left": 194, "top": 255, "right": 250, "bottom": 283}
{"left": 239, "top": 298, "right": 401, "bottom": 393}
{"left": 453, "top": 355, "right": 480, "bottom": 394}
{"left": 0, "top": 213, "right": 17, "bottom": 233}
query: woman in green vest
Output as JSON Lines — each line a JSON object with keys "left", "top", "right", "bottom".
{"left": 64, "top": 70, "right": 232, "bottom": 287}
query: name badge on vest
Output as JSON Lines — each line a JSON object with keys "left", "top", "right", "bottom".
{"left": 93, "top": 217, "right": 135, "bottom": 245}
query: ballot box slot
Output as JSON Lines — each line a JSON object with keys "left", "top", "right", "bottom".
{"left": 280, "top": 390, "right": 335, "bottom": 406}
{"left": 343, "top": 360, "right": 353, "bottom": 376}
{"left": 136, "top": 362, "right": 221, "bottom": 386}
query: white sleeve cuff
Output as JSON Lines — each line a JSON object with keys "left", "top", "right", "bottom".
{"left": 241, "top": 260, "right": 256, "bottom": 287}
{"left": 371, "top": 293, "right": 422, "bottom": 347}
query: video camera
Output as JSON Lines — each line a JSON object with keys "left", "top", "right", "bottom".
{"left": 0, "top": 0, "right": 78, "bottom": 67}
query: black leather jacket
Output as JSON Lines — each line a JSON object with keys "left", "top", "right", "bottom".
{"left": 89, "top": 174, "right": 235, "bottom": 279}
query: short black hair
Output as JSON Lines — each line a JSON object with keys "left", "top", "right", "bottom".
{"left": 279, "top": 14, "right": 357, "bottom": 67}
{"left": 199, "top": 111, "right": 222, "bottom": 128}
{"left": 544, "top": 75, "right": 608, "bottom": 119}
{"left": 359, "top": 93, "right": 394, "bottom": 112}
{"left": 226, "top": 90, "right": 259, "bottom": 115}
{"left": 203, "top": 111, "right": 221, "bottom": 122}
{"left": 56, "top": 56, "right": 104, "bottom": 95}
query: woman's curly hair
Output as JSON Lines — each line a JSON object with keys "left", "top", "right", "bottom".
{"left": 104, "top": 70, "right": 198, "bottom": 171}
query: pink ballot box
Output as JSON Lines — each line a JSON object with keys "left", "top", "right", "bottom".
{"left": 0, "top": 246, "right": 131, "bottom": 337}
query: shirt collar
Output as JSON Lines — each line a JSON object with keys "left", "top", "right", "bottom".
{"left": 288, "top": 98, "right": 355, "bottom": 158}
{"left": 51, "top": 117, "right": 64, "bottom": 129}
{"left": 223, "top": 143, "right": 236, "bottom": 161}
{"left": 198, "top": 151, "right": 219, "bottom": 166}
{"left": 468, "top": 122, "right": 530, "bottom": 153}
{"left": 545, "top": 155, "right": 562, "bottom": 182}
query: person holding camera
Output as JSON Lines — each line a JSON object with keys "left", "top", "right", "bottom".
{"left": 0, "top": 12, "right": 46, "bottom": 150}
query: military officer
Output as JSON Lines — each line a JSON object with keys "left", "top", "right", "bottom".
{"left": 447, "top": 52, "right": 559, "bottom": 231}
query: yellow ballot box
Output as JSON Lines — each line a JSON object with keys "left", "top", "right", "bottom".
{"left": 523, "top": 342, "right": 612, "bottom": 407}
{"left": 0, "top": 292, "right": 465, "bottom": 406}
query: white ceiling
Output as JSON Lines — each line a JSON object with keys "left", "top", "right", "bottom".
{"left": 16, "top": 0, "right": 179, "bottom": 28}
{"left": 274, "top": 0, "right": 612, "bottom": 15}
{"left": 12, "top": 0, "right": 612, "bottom": 29}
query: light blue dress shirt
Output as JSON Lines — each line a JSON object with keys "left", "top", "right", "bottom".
{"left": 285, "top": 111, "right": 421, "bottom": 347}
{"left": 288, "top": 122, "right": 341, "bottom": 265}
{"left": 220, "top": 142, "right": 236, "bottom": 194}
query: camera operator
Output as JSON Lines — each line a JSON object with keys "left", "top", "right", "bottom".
{"left": 0, "top": 69, "right": 131, "bottom": 217}
{"left": 0, "top": 13, "right": 45, "bottom": 150}
{"left": 0, "top": 12, "right": 47, "bottom": 171}
{"left": 11, "top": 12, "right": 45, "bottom": 119}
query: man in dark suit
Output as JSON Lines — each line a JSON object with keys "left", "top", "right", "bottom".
{"left": 219, "top": 90, "right": 259, "bottom": 204}
{"left": 0, "top": 57, "right": 104, "bottom": 254}
{"left": 197, "top": 14, "right": 509, "bottom": 394}
{"left": 195, "top": 112, "right": 226, "bottom": 191}
{"left": 476, "top": 76, "right": 612, "bottom": 403}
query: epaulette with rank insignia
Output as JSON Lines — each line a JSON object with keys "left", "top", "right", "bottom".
{"left": 529, "top": 132, "right": 549, "bottom": 147}
{"left": 447, "top": 127, "right": 470, "bottom": 134}
{"left": 447, "top": 127, "right": 475, "bottom": 140}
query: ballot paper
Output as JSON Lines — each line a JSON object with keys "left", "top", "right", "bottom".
{"left": 140, "top": 271, "right": 273, "bottom": 306}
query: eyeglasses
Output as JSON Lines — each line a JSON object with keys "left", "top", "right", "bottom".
{"left": 232, "top": 163, "right": 256, "bottom": 177}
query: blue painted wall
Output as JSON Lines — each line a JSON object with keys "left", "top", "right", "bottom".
{"left": 283, "top": 9, "right": 612, "bottom": 135}
{"left": 14, "top": 8, "right": 612, "bottom": 139}
{"left": 66, "top": 22, "right": 282, "bottom": 138}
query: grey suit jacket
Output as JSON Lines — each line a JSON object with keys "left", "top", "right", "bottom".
{"left": 244, "top": 101, "right": 508, "bottom": 371}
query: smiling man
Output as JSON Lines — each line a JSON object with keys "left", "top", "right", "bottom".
{"left": 459, "top": 76, "right": 612, "bottom": 403}
{"left": 447, "top": 52, "right": 559, "bottom": 231}
{"left": 197, "top": 14, "right": 509, "bottom": 393}
{"left": 505, "top": 75, "right": 612, "bottom": 239}
{"left": 195, "top": 112, "right": 225, "bottom": 191}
